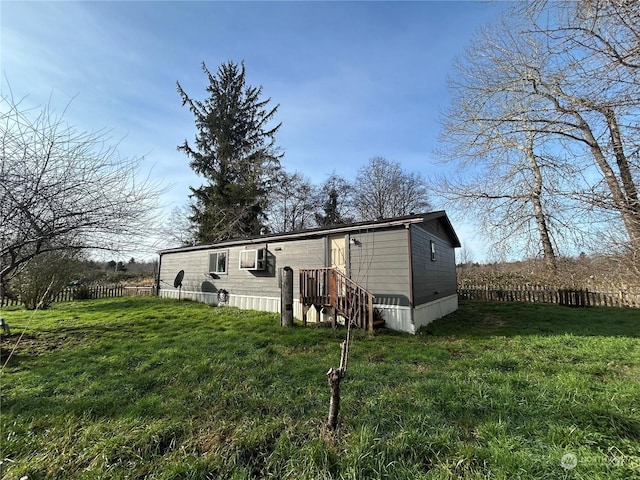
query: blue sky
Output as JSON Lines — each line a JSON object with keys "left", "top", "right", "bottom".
{"left": 1, "top": 0, "right": 509, "bottom": 261}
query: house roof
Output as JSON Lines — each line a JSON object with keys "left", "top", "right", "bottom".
{"left": 158, "top": 211, "right": 461, "bottom": 255}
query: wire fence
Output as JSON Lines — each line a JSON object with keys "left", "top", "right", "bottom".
{"left": 458, "top": 284, "right": 640, "bottom": 308}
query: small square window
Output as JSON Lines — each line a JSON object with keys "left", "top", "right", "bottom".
{"left": 209, "top": 251, "right": 228, "bottom": 274}
{"left": 430, "top": 240, "right": 436, "bottom": 262}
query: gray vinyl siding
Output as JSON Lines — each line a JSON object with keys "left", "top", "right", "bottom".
{"left": 159, "top": 249, "right": 210, "bottom": 295}
{"left": 159, "top": 238, "right": 325, "bottom": 300}
{"left": 158, "top": 214, "right": 459, "bottom": 312}
{"left": 348, "top": 228, "right": 411, "bottom": 306}
{"left": 410, "top": 224, "right": 457, "bottom": 306}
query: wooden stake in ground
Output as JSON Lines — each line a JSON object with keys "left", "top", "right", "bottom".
{"left": 280, "top": 266, "right": 294, "bottom": 327}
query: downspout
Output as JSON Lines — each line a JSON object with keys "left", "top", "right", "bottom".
{"left": 345, "top": 234, "right": 351, "bottom": 279}
{"left": 156, "top": 253, "right": 163, "bottom": 297}
{"left": 324, "top": 236, "right": 330, "bottom": 267}
{"left": 322, "top": 236, "right": 331, "bottom": 324}
{"left": 406, "top": 224, "right": 415, "bottom": 329}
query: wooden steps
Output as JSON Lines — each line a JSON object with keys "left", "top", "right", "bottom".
{"left": 300, "top": 268, "right": 376, "bottom": 331}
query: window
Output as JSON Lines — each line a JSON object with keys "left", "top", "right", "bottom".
{"left": 430, "top": 240, "right": 436, "bottom": 261}
{"left": 209, "top": 251, "right": 228, "bottom": 274}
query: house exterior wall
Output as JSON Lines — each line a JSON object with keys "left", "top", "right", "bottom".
{"left": 346, "top": 224, "right": 457, "bottom": 332}
{"left": 410, "top": 223, "right": 458, "bottom": 307}
{"left": 158, "top": 238, "right": 326, "bottom": 304}
{"left": 157, "top": 213, "right": 460, "bottom": 334}
{"left": 348, "top": 228, "right": 411, "bottom": 307}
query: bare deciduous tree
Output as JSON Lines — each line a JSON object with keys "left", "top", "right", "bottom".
{"left": 160, "top": 204, "right": 198, "bottom": 248}
{"left": 438, "top": 2, "right": 640, "bottom": 264}
{"left": 265, "top": 171, "right": 318, "bottom": 233}
{"left": 1, "top": 92, "right": 162, "bottom": 295}
{"left": 315, "top": 173, "right": 354, "bottom": 227}
{"left": 524, "top": 0, "right": 640, "bottom": 259}
{"left": 437, "top": 23, "right": 570, "bottom": 269}
{"left": 353, "top": 157, "right": 430, "bottom": 221}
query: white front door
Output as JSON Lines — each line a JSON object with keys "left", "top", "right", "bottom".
{"left": 329, "top": 235, "right": 347, "bottom": 274}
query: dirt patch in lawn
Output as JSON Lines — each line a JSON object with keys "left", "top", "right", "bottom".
{"left": 1, "top": 330, "right": 89, "bottom": 367}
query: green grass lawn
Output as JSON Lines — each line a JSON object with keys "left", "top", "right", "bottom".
{"left": 1, "top": 298, "right": 639, "bottom": 479}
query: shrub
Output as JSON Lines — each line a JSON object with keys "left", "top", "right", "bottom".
{"left": 72, "top": 286, "right": 94, "bottom": 300}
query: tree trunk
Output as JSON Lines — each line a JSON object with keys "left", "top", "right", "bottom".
{"left": 524, "top": 137, "right": 557, "bottom": 272}
{"left": 602, "top": 107, "right": 640, "bottom": 252}
{"left": 576, "top": 110, "right": 640, "bottom": 253}
{"left": 326, "top": 367, "right": 343, "bottom": 430}
{"left": 326, "top": 340, "right": 348, "bottom": 430}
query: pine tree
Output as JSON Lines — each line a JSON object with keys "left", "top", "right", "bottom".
{"left": 177, "top": 61, "right": 282, "bottom": 243}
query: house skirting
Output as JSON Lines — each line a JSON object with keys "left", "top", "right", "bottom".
{"left": 158, "top": 290, "right": 322, "bottom": 322}
{"left": 159, "top": 289, "right": 218, "bottom": 304}
{"left": 412, "top": 294, "right": 458, "bottom": 333}
{"left": 373, "top": 294, "right": 458, "bottom": 334}
{"left": 158, "top": 290, "right": 457, "bottom": 334}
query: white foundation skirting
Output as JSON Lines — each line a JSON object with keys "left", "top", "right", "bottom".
{"left": 412, "top": 294, "right": 459, "bottom": 333}
{"left": 159, "top": 289, "right": 217, "bottom": 304}
{"left": 158, "top": 290, "right": 458, "bottom": 334}
{"left": 373, "top": 303, "right": 413, "bottom": 333}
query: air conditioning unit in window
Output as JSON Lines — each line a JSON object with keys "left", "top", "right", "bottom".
{"left": 239, "top": 248, "right": 267, "bottom": 271}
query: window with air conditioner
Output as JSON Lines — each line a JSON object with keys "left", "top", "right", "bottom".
{"left": 239, "top": 248, "right": 266, "bottom": 271}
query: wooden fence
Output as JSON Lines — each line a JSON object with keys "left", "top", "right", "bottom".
{"left": 1, "top": 284, "right": 156, "bottom": 307}
{"left": 122, "top": 286, "right": 155, "bottom": 297}
{"left": 458, "top": 284, "right": 640, "bottom": 308}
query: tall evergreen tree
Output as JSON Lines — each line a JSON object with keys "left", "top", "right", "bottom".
{"left": 177, "top": 61, "right": 282, "bottom": 243}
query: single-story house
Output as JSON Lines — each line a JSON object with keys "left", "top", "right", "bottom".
{"left": 157, "top": 211, "right": 461, "bottom": 334}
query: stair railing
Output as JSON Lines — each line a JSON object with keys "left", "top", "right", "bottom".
{"left": 300, "top": 268, "right": 375, "bottom": 331}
